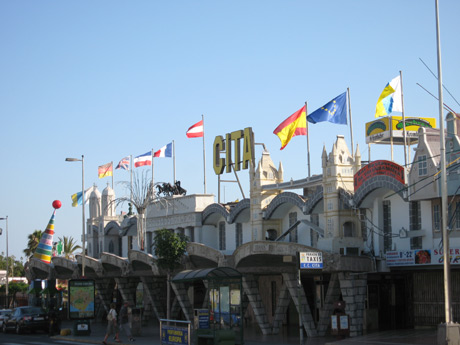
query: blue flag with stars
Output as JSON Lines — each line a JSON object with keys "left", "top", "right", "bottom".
{"left": 307, "top": 92, "right": 347, "bottom": 125}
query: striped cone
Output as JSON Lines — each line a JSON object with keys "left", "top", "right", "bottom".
{"left": 33, "top": 210, "right": 56, "bottom": 264}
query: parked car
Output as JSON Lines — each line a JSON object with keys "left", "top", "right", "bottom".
{"left": 2, "top": 306, "right": 49, "bottom": 334}
{"left": 0, "top": 309, "right": 12, "bottom": 331}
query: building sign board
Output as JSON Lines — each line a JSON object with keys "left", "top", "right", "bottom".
{"left": 354, "top": 160, "right": 405, "bottom": 191}
{"left": 68, "top": 279, "right": 95, "bottom": 320}
{"left": 213, "top": 127, "right": 255, "bottom": 175}
{"left": 365, "top": 116, "right": 436, "bottom": 144}
{"left": 299, "top": 252, "right": 323, "bottom": 269}
{"left": 161, "top": 324, "right": 189, "bottom": 345}
{"left": 386, "top": 248, "right": 460, "bottom": 267}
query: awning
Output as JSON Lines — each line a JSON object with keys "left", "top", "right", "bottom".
{"left": 172, "top": 267, "right": 242, "bottom": 283}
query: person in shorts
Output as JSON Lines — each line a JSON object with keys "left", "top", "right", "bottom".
{"left": 103, "top": 303, "right": 120, "bottom": 344}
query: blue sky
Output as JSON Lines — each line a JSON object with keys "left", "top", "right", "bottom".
{"left": 1, "top": 1, "right": 459, "bottom": 261}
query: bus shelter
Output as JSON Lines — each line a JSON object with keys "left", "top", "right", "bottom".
{"left": 172, "top": 267, "right": 243, "bottom": 345}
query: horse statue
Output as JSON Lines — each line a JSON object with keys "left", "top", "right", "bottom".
{"left": 155, "top": 181, "right": 187, "bottom": 197}
{"left": 173, "top": 181, "right": 187, "bottom": 196}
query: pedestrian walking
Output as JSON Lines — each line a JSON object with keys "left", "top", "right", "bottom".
{"left": 119, "top": 300, "right": 135, "bottom": 342}
{"left": 103, "top": 303, "right": 121, "bottom": 344}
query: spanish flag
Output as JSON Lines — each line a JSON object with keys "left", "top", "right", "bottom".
{"left": 273, "top": 105, "right": 307, "bottom": 150}
{"left": 98, "top": 162, "right": 113, "bottom": 179}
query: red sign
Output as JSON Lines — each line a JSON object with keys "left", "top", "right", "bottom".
{"left": 354, "top": 160, "right": 405, "bottom": 191}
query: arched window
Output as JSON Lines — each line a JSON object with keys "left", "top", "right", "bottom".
{"left": 109, "top": 240, "right": 115, "bottom": 253}
{"left": 343, "top": 221, "right": 356, "bottom": 237}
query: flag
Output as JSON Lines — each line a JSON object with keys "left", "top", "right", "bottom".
{"left": 71, "top": 186, "right": 95, "bottom": 207}
{"left": 375, "top": 75, "right": 402, "bottom": 117}
{"left": 134, "top": 152, "right": 152, "bottom": 167}
{"left": 116, "top": 156, "right": 130, "bottom": 170}
{"left": 33, "top": 210, "right": 57, "bottom": 264}
{"left": 154, "top": 142, "right": 173, "bottom": 157}
{"left": 186, "top": 120, "right": 204, "bottom": 138}
{"left": 273, "top": 105, "right": 307, "bottom": 150}
{"left": 98, "top": 162, "right": 113, "bottom": 179}
{"left": 307, "top": 92, "right": 347, "bottom": 125}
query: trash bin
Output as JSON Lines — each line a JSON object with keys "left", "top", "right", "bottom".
{"left": 131, "top": 308, "right": 142, "bottom": 336}
{"left": 73, "top": 319, "right": 91, "bottom": 336}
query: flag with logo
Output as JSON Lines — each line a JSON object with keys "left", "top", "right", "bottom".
{"left": 375, "top": 75, "right": 402, "bottom": 117}
{"left": 273, "top": 105, "right": 307, "bottom": 150}
{"left": 307, "top": 92, "right": 347, "bottom": 125}
{"left": 134, "top": 152, "right": 152, "bottom": 167}
{"left": 98, "top": 162, "right": 113, "bottom": 179}
{"left": 116, "top": 156, "right": 130, "bottom": 170}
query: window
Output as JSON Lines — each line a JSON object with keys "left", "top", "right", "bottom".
{"left": 128, "top": 236, "right": 133, "bottom": 250}
{"left": 235, "top": 223, "right": 243, "bottom": 247}
{"left": 418, "top": 155, "right": 427, "bottom": 176}
{"left": 383, "top": 201, "right": 392, "bottom": 252}
{"left": 219, "top": 222, "right": 226, "bottom": 250}
{"left": 289, "top": 212, "right": 298, "bottom": 243}
{"left": 189, "top": 227, "right": 195, "bottom": 242}
{"left": 456, "top": 202, "right": 460, "bottom": 230}
{"left": 343, "top": 221, "right": 355, "bottom": 237}
{"left": 109, "top": 240, "right": 114, "bottom": 254}
{"left": 433, "top": 203, "right": 441, "bottom": 232}
{"left": 410, "top": 201, "right": 422, "bottom": 249}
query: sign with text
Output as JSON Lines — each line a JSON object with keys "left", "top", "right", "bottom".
{"left": 68, "top": 279, "right": 95, "bottom": 320}
{"left": 161, "top": 324, "right": 189, "bottom": 345}
{"left": 299, "top": 252, "right": 323, "bottom": 269}
{"left": 354, "top": 160, "right": 405, "bottom": 191}
{"left": 386, "top": 248, "right": 460, "bottom": 267}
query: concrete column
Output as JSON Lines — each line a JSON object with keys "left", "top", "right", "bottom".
{"left": 272, "top": 283, "right": 291, "bottom": 334}
{"left": 242, "top": 274, "right": 272, "bottom": 335}
{"left": 338, "top": 272, "right": 367, "bottom": 337}
{"left": 141, "top": 276, "right": 167, "bottom": 320}
{"left": 171, "top": 281, "right": 194, "bottom": 322}
{"left": 95, "top": 278, "right": 116, "bottom": 320}
{"left": 317, "top": 273, "right": 341, "bottom": 335}
{"left": 114, "top": 277, "right": 140, "bottom": 306}
{"left": 282, "top": 272, "right": 317, "bottom": 337}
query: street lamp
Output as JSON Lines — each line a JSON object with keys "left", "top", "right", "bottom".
{"left": 0, "top": 216, "right": 8, "bottom": 308}
{"left": 65, "top": 156, "right": 86, "bottom": 277}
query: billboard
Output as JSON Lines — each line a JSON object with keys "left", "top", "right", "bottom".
{"left": 365, "top": 116, "right": 436, "bottom": 145}
{"left": 68, "top": 279, "right": 95, "bottom": 320}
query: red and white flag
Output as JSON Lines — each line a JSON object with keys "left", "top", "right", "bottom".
{"left": 186, "top": 120, "right": 204, "bottom": 138}
{"left": 134, "top": 152, "right": 152, "bottom": 167}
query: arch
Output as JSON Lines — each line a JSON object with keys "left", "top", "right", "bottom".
{"left": 202, "top": 203, "right": 230, "bottom": 224}
{"left": 264, "top": 192, "right": 306, "bottom": 220}
{"left": 105, "top": 221, "right": 122, "bottom": 235}
{"left": 228, "top": 198, "right": 250, "bottom": 223}
{"left": 353, "top": 175, "right": 407, "bottom": 208}
{"left": 304, "top": 186, "right": 323, "bottom": 214}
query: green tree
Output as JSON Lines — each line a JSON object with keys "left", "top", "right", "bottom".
{"left": 0, "top": 253, "right": 25, "bottom": 277}
{"left": 58, "top": 236, "right": 81, "bottom": 259}
{"left": 23, "top": 230, "right": 43, "bottom": 258}
{"left": 0, "top": 281, "right": 28, "bottom": 307}
{"left": 153, "top": 229, "right": 188, "bottom": 320}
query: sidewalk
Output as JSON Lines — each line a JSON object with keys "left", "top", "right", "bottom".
{"left": 52, "top": 320, "right": 438, "bottom": 345}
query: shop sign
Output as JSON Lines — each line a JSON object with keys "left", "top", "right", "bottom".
{"left": 386, "top": 248, "right": 460, "bottom": 267}
{"left": 161, "top": 325, "right": 189, "bottom": 345}
{"left": 299, "top": 251, "right": 323, "bottom": 269}
{"left": 354, "top": 160, "right": 404, "bottom": 191}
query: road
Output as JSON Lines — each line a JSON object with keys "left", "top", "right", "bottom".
{"left": 0, "top": 332, "right": 86, "bottom": 345}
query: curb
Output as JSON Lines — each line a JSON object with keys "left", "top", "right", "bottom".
{"left": 52, "top": 336, "right": 132, "bottom": 345}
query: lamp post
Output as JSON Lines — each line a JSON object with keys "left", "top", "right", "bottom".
{"left": 65, "top": 156, "right": 86, "bottom": 277}
{"left": 0, "top": 216, "right": 8, "bottom": 308}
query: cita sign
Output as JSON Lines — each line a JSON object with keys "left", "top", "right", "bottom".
{"left": 299, "top": 252, "right": 323, "bottom": 269}
{"left": 213, "top": 127, "right": 255, "bottom": 175}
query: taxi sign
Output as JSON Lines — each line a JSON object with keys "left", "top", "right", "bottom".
{"left": 299, "top": 252, "right": 323, "bottom": 269}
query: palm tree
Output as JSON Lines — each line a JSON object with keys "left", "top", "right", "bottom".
{"left": 58, "top": 236, "right": 81, "bottom": 260}
{"left": 23, "top": 230, "right": 43, "bottom": 258}
{"left": 113, "top": 170, "right": 160, "bottom": 251}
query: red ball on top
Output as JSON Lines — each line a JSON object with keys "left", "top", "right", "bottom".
{"left": 52, "top": 200, "right": 62, "bottom": 209}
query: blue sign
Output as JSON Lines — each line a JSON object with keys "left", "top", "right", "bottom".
{"left": 299, "top": 252, "right": 323, "bottom": 269}
{"left": 161, "top": 325, "right": 189, "bottom": 345}
{"left": 197, "top": 309, "right": 209, "bottom": 329}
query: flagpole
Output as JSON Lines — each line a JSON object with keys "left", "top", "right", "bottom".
{"left": 111, "top": 161, "right": 114, "bottom": 189}
{"left": 435, "top": 0, "right": 452, "bottom": 327}
{"left": 347, "top": 88, "right": 354, "bottom": 158}
{"left": 400, "top": 70, "right": 408, "bottom": 169}
{"left": 152, "top": 149, "right": 154, "bottom": 188}
{"left": 130, "top": 155, "right": 133, "bottom": 201}
{"left": 173, "top": 140, "right": 176, "bottom": 183}
{"left": 202, "top": 114, "right": 207, "bottom": 194}
{"left": 305, "top": 102, "right": 310, "bottom": 178}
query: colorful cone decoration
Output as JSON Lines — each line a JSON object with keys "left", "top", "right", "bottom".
{"left": 33, "top": 200, "right": 61, "bottom": 264}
